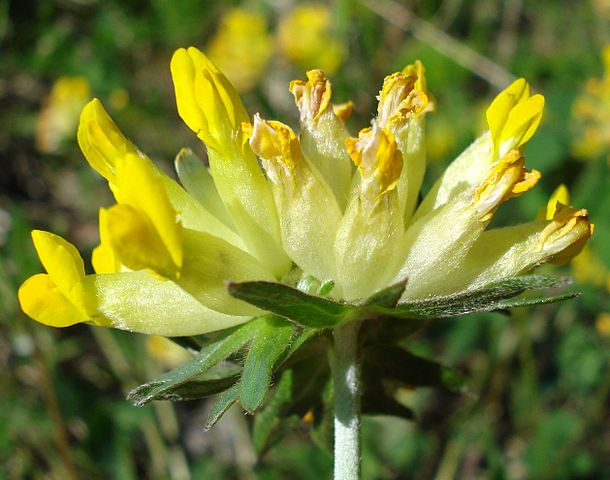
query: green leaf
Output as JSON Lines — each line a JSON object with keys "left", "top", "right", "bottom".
{"left": 361, "top": 317, "right": 427, "bottom": 345}
{"left": 252, "top": 369, "right": 294, "bottom": 453}
{"left": 228, "top": 281, "right": 352, "bottom": 328}
{"left": 373, "top": 275, "right": 572, "bottom": 319}
{"left": 240, "top": 316, "right": 294, "bottom": 412}
{"left": 363, "top": 346, "right": 467, "bottom": 393}
{"left": 362, "top": 384, "right": 415, "bottom": 420}
{"left": 128, "top": 318, "right": 264, "bottom": 406}
{"left": 494, "top": 292, "right": 580, "bottom": 309}
{"left": 204, "top": 384, "right": 240, "bottom": 431}
{"left": 365, "top": 278, "right": 408, "bottom": 308}
{"left": 310, "top": 377, "right": 335, "bottom": 453}
{"left": 150, "top": 375, "right": 240, "bottom": 402}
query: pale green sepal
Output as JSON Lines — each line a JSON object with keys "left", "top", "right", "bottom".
{"left": 174, "top": 148, "right": 235, "bottom": 230}
{"left": 439, "top": 222, "right": 543, "bottom": 295}
{"left": 159, "top": 173, "right": 245, "bottom": 250}
{"left": 207, "top": 148, "right": 292, "bottom": 278}
{"left": 436, "top": 217, "right": 589, "bottom": 295}
{"left": 89, "top": 271, "right": 249, "bottom": 337}
{"left": 273, "top": 157, "right": 342, "bottom": 283}
{"left": 396, "top": 192, "right": 488, "bottom": 300}
{"left": 395, "top": 116, "right": 426, "bottom": 223}
{"left": 411, "top": 132, "right": 492, "bottom": 224}
{"left": 335, "top": 192, "right": 404, "bottom": 301}
{"left": 177, "top": 228, "right": 276, "bottom": 316}
{"left": 300, "top": 111, "right": 353, "bottom": 210}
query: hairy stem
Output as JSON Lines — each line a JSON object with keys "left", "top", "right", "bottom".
{"left": 331, "top": 321, "right": 362, "bottom": 480}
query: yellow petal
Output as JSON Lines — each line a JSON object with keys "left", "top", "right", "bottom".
{"left": 113, "top": 154, "right": 182, "bottom": 273}
{"left": 106, "top": 204, "right": 180, "bottom": 279}
{"left": 171, "top": 46, "right": 249, "bottom": 153}
{"left": 538, "top": 203, "right": 594, "bottom": 264}
{"left": 31, "top": 230, "right": 85, "bottom": 297}
{"left": 91, "top": 208, "right": 121, "bottom": 274}
{"left": 77, "top": 99, "right": 139, "bottom": 182}
{"left": 474, "top": 150, "right": 540, "bottom": 221}
{"left": 170, "top": 48, "right": 208, "bottom": 135}
{"left": 500, "top": 94, "right": 545, "bottom": 150}
{"left": 486, "top": 78, "right": 530, "bottom": 147}
{"left": 536, "top": 184, "right": 570, "bottom": 220}
{"left": 19, "top": 274, "right": 89, "bottom": 327}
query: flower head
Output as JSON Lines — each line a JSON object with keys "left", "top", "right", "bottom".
{"left": 20, "top": 47, "right": 592, "bottom": 336}
{"left": 36, "top": 76, "right": 90, "bottom": 154}
{"left": 278, "top": 4, "right": 345, "bottom": 74}
{"left": 207, "top": 9, "right": 273, "bottom": 92}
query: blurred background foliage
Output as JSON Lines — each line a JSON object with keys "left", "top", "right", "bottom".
{"left": 1, "top": 0, "right": 609, "bottom": 478}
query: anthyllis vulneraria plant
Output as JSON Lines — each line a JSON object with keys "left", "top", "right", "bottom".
{"left": 19, "top": 47, "right": 593, "bottom": 479}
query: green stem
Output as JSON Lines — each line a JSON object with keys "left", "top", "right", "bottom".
{"left": 331, "top": 321, "right": 362, "bottom": 480}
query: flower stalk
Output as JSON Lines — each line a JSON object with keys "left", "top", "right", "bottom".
{"left": 331, "top": 321, "right": 362, "bottom": 480}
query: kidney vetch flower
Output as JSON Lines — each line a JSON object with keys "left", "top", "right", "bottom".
{"left": 19, "top": 47, "right": 593, "bottom": 338}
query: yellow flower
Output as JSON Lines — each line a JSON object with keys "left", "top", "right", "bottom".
{"left": 19, "top": 48, "right": 592, "bottom": 336}
{"left": 207, "top": 9, "right": 273, "bottom": 92}
{"left": 571, "top": 46, "right": 610, "bottom": 161}
{"left": 278, "top": 4, "right": 345, "bottom": 74}
{"left": 36, "top": 76, "right": 90, "bottom": 154}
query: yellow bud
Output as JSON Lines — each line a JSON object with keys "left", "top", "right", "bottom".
{"left": 346, "top": 124, "right": 403, "bottom": 198}
{"left": 538, "top": 204, "right": 594, "bottom": 264}
{"left": 486, "top": 78, "right": 544, "bottom": 157}
{"left": 536, "top": 184, "right": 570, "bottom": 220}
{"left": 290, "top": 69, "right": 333, "bottom": 124}
{"left": 77, "top": 99, "right": 139, "bottom": 182}
{"left": 474, "top": 150, "right": 541, "bottom": 221}
{"left": 171, "top": 46, "right": 250, "bottom": 154}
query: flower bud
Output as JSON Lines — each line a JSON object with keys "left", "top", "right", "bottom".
{"left": 172, "top": 47, "right": 291, "bottom": 277}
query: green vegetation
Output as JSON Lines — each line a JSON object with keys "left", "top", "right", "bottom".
{"left": 1, "top": 0, "right": 608, "bottom": 478}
